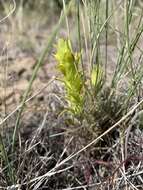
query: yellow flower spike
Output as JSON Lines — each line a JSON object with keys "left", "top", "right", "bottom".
{"left": 74, "top": 52, "right": 81, "bottom": 64}
{"left": 54, "top": 38, "right": 84, "bottom": 115}
{"left": 91, "top": 64, "right": 103, "bottom": 87}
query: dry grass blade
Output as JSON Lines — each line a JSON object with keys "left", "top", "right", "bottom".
{"left": 28, "top": 98, "right": 143, "bottom": 184}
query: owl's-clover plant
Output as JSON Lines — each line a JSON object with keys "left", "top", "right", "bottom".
{"left": 55, "top": 39, "right": 84, "bottom": 114}
{"left": 54, "top": 38, "right": 103, "bottom": 115}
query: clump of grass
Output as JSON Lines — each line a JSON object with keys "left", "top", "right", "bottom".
{"left": 53, "top": 0, "right": 143, "bottom": 188}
